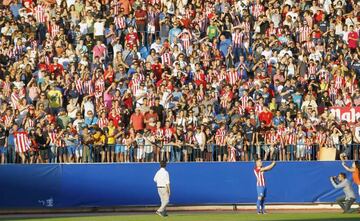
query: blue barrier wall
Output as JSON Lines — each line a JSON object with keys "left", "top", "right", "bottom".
{"left": 0, "top": 162, "right": 359, "bottom": 208}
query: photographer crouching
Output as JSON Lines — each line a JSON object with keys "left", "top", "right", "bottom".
{"left": 330, "top": 173, "right": 356, "bottom": 213}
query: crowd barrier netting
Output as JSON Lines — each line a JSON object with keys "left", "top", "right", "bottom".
{"left": 0, "top": 162, "right": 359, "bottom": 208}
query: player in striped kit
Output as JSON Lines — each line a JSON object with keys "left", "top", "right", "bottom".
{"left": 254, "top": 159, "right": 276, "bottom": 214}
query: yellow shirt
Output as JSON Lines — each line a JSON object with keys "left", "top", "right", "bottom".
{"left": 269, "top": 102, "right": 277, "bottom": 112}
{"left": 93, "top": 133, "right": 105, "bottom": 145}
{"left": 47, "top": 90, "right": 62, "bottom": 108}
{"left": 107, "top": 126, "right": 116, "bottom": 144}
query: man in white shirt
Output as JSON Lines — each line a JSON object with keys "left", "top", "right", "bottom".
{"left": 153, "top": 161, "right": 170, "bottom": 217}
{"left": 93, "top": 19, "right": 106, "bottom": 42}
{"left": 150, "top": 37, "right": 163, "bottom": 53}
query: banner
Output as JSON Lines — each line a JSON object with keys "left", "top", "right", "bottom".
{"left": 330, "top": 106, "right": 360, "bottom": 122}
{"left": 0, "top": 162, "right": 359, "bottom": 208}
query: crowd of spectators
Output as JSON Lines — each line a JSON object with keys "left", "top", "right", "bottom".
{"left": 0, "top": 0, "right": 359, "bottom": 164}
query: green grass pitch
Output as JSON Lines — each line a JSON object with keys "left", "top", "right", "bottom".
{"left": 1, "top": 212, "right": 359, "bottom": 221}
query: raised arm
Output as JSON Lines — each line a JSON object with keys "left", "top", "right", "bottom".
{"left": 260, "top": 161, "right": 276, "bottom": 172}
{"left": 341, "top": 161, "right": 355, "bottom": 172}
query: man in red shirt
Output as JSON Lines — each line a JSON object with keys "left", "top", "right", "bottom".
{"left": 152, "top": 58, "right": 163, "bottom": 79}
{"left": 125, "top": 26, "right": 139, "bottom": 48}
{"left": 130, "top": 108, "right": 144, "bottom": 132}
{"left": 258, "top": 107, "right": 273, "bottom": 126}
{"left": 348, "top": 25, "right": 359, "bottom": 53}
{"left": 144, "top": 107, "right": 159, "bottom": 132}
{"left": 48, "top": 57, "right": 63, "bottom": 76}
{"left": 135, "top": 5, "right": 147, "bottom": 45}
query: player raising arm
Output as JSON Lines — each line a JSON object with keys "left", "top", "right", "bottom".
{"left": 254, "top": 159, "right": 276, "bottom": 214}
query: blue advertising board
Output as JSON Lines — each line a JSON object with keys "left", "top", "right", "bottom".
{"left": 0, "top": 162, "right": 358, "bottom": 208}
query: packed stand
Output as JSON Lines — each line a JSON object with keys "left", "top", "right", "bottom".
{"left": 0, "top": 0, "right": 359, "bottom": 164}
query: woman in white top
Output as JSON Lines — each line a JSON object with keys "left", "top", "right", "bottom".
{"left": 194, "top": 127, "right": 206, "bottom": 162}
{"left": 330, "top": 127, "right": 343, "bottom": 150}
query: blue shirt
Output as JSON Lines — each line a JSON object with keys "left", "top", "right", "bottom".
{"left": 7, "top": 131, "right": 15, "bottom": 146}
{"left": 10, "top": 3, "right": 22, "bottom": 19}
{"left": 219, "top": 39, "right": 232, "bottom": 57}
{"left": 84, "top": 117, "right": 98, "bottom": 126}
{"left": 169, "top": 27, "right": 181, "bottom": 44}
{"left": 273, "top": 116, "right": 285, "bottom": 127}
{"left": 292, "top": 94, "right": 302, "bottom": 109}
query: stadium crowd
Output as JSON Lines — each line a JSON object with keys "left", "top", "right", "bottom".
{"left": 0, "top": 0, "right": 359, "bottom": 164}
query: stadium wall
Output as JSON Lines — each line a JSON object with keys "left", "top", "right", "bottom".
{"left": 0, "top": 162, "right": 359, "bottom": 209}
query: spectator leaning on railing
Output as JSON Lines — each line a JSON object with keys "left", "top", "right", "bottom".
{"left": 0, "top": 0, "right": 359, "bottom": 163}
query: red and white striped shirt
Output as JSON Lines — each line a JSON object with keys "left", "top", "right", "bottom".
{"left": 1, "top": 81, "right": 11, "bottom": 97}
{"left": 34, "top": 4, "right": 47, "bottom": 23}
{"left": 161, "top": 52, "right": 172, "bottom": 67}
{"left": 286, "top": 132, "right": 296, "bottom": 145}
{"left": 228, "top": 146, "right": 236, "bottom": 162}
{"left": 215, "top": 128, "right": 226, "bottom": 145}
{"left": 49, "top": 24, "right": 60, "bottom": 39}
{"left": 295, "top": 117, "right": 304, "bottom": 126}
{"left": 130, "top": 78, "right": 141, "bottom": 95}
{"left": 226, "top": 71, "right": 239, "bottom": 85}
{"left": 178, "top": 29, "right": 192, "bottom": 50}
{"left": 240, "top": 95, "right": 250, "bottom": 109}
{"left": 114, "top": 16, "right": 126, "bottom": 30}
{"left": 298, "top": 26, "right": 311, "bottom": 43}
{"left": 164, "top": 128, "right": 173, "bottom": 144}
{"left": 98, "top": 118, "right": 109, "bottom": 129}
{"left": 3, "top": 115, "right": 13, "bottom": 128}
{"left": 10, "top": 92, "right": 20, "bottom": 110}
{"left": 316, "top": 132, "right": 326, "bottom": 145}
{"left": 237, "top": 105, "right": 244, "bottom": 116}
{"left": 334, "top": 75, "right": 343, "bottom": 89}
{"left": 255, "top": 104, "right": 263, "bottom": 114}
{"left": 147, "top": 92, "right": 156, "bottom": 107}
{"left": 14, "top": 131, "right": 30, "bottom": 153}
{"left": 95, "top": 78, "right": 105, "bottom": 98}
{"left": 254, "top": 167, "right": 266, "bottom": 186}
{"left": 318, "top": 70, "right": 329, "bottom": 82}
{"left": 13, "top": 45, "right": 25, "bottom": 59}
{"left": 48, "top": 131, "right": 57, "bottom": 145}
{"left": 112, "top": 0, "right": 122, "bottom": 15}
{"left": 268, "top": 133, "right": 279, "bottom": 144}
{"left": 76, "top": 78, "right": 84, "bottom": 94}
{"left": 242, "top": 21, "right": 250, "bottom": 33}
{"left": 232, "top": 32, "right": 243, "bottom": 47}
{"left": 308, "top": 65, "right": 317, "bottom": 76}
{"left": 252, "top": 4, "right": 264, "bottom": 18}
{"left": 83, "top": 80, "right": 94, "bottom": 95}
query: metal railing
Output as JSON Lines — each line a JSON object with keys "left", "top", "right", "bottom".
{"left": 1, "top": 143, "right": 359, "bottom": 164}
